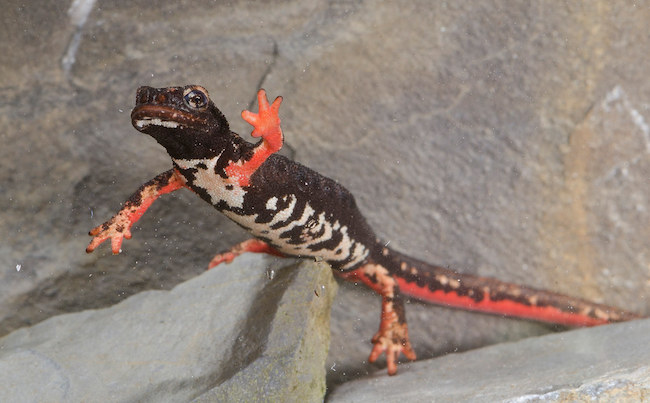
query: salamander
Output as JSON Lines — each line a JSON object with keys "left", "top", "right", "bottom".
{"left": 87, "top": 85, "right": 641, "bottom": 375}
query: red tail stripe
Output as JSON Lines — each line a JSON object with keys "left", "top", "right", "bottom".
{"left": 396, "top": 277, "right": 608, "bottom": 327}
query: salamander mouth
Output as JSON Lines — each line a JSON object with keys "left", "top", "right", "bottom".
{"left": 131, "top": 105, "right": 208, "bottom": 131}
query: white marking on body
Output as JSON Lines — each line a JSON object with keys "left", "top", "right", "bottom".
{"left": 346, "top": 243, "right": 369, "bottom": 268}
{"left": 265, "top": 196, "right": 278, "bottom": 211}
{"left": 227, "top": 202, "right": 314, "bottom": 248}
{"left": 174, "top": 155, "right": 247, "bottom": 209}
{"left": 301, "top": 212, "right": 331, "bottom": 243}
{"left": 306, "top": 212, "right": 325, "bottom": 231}
{"left": 436, "top": 274, "right": 448, "bottom": 285}
{"left": 280, "top": 203, "right": 315, "bottom": 233}
{"left": 317, "top": 224, "right": 368, "bottom": 269}
{"left": 266, "top": 196, "right": 297, "bottom": 227}
{"left": 328, "top": 225, "right": 351, "bottom": 257}
{"left": 223, "top": 202, "right": 367, "bottom": 268}
{"left": 303, "top": 219, "right": 339, "bottom": 251}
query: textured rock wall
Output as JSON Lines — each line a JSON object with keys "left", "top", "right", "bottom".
{"left": 1, "top": 0, "right": 648, "bottom": 393}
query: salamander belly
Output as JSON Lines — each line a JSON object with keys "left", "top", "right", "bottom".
{"left": 223, "top": 194, "right": 369, "bottom": 270}
{"left": 173, "top": 156, "right": 369, "bottom": 270}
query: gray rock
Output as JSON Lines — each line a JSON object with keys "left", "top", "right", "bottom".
{"left": 327, "top": 318, "right": 650, "bottom": 402}
{"left": 0, "top": 255, "right": 337, "bottom": 403}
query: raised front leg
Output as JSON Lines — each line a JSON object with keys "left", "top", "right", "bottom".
{"left": 338, "top": 263, "right": 417, "bottom": 375}
{"left": 225, "top": 89, "right": 283, "bottom": 187}
{"left": 86, "top": 169, "right": 186, "bottom": 254}
{"left": 208, "top": 238, "right": 285, "bottom": 269}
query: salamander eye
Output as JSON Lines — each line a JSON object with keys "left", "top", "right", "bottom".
{"left": 183, "top": 87, "right": 209, "bottom": 109}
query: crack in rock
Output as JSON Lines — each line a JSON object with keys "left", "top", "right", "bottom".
{"left": 61, "top": 0, "right": 96, "bottom": 75}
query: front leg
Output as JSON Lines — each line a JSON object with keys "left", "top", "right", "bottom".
{"left": 225, "top": 89, "right": 283, "bottom": 187}
{"left": 338, "top": 263, "right": 417, "bottom": 375}
{"left": 86, "top": 169, "right": 186, "bottom": 254}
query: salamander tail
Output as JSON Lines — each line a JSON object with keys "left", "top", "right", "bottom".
{"left": 385, "top": 249, "right": 641, "bottom": 326}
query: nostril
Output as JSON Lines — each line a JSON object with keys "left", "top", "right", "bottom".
{"left": 135, "top": 86, "right": 154, "bottom": 104}
{"left": 154, "top": 93, "right": 167, "bottom": 104}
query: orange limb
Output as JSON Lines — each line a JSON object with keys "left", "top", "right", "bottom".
{"left": 338, "top": 264, "right": 417, "bottom": 375}
{"left": 208, "top": 238, "right": 285, "bottom": 269}
{"left": 225, "top": 89, "right": 283, "bottom": 187}
{"left": 87, "top": 169, "right": 186, "bottom": 254}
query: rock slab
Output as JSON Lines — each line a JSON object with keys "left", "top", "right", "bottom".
{"left": 327, "top": 318, "right": 650, "bottom": 402}
{"left": 0, "top": 255, "right": 337, "bottom": 403}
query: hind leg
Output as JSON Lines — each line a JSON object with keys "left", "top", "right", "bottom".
{"left": 208, "top": 238, "right": 285, "bottom": 269}
{"left": 338, "top": 263, "right": 416, "bottom": 375}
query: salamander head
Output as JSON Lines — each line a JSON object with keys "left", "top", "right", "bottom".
{"left": 131, "top": 85, "right": 230, "bottom": 159}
